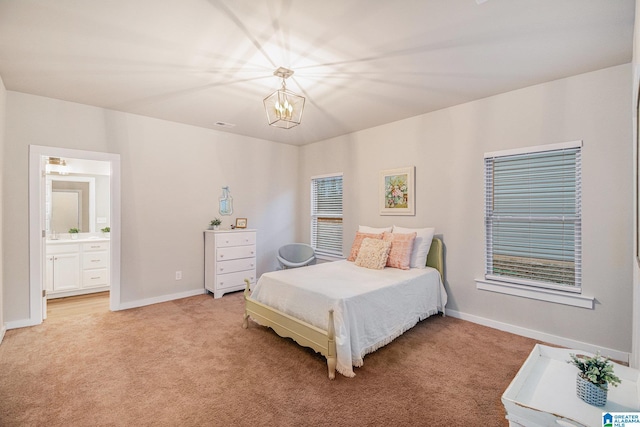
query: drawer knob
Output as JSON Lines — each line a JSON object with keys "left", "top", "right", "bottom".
{"left": 219, "top": 254, "right": 224, "bottom": 258}
{"left": 219, "top": 268, "right": 224, "bottom": 271}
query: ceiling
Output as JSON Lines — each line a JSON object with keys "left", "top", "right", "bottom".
{"left": 0, "top": 0, "right": 635, "bottom": 146}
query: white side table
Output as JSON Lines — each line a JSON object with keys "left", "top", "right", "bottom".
{"left": 502, "top": 344, "right": 639, "bottom": 427}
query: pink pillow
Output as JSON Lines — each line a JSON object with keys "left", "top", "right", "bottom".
{"left": 383, "top": 231, "right": 417, "bottom": 270}
{"left": 347, "top": 232, "right": 383, "bottom": 261}
{"left": 392, "top": 226, "right": 435, "bottom": 268}
{"left": 355, "top": 238, "right": 392, "bottom": 270}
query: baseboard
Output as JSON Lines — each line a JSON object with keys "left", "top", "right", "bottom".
{"left": 446, "top": 309, "right": 630, "bottom": 364}
{"left": 114, "top": 288, "right": 206, "bottom": 311}
{"left": 0, "top": 325, "right": 6, "bottom": 344}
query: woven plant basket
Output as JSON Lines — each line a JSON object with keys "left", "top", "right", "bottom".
{"left": 576, "top": 374, "right": 608, "bottom": 406}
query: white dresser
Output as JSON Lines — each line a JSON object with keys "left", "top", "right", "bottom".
{"left": 204, "top": 229, "right": 256, "bottom": 299}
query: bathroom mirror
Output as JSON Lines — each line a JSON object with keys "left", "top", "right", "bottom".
{"left": 46, "top": 176, "right": 96, "bottom": 233}
{"left": 52, "top": 190, "right": 82, "bottom": 231}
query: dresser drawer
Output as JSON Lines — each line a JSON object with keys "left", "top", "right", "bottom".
{"left": 216, "top": 245, "right": 256, "bottom": 261}
{"left": 83, "top": 242, "right": 109, "bottom": 251}
{"left": 82, "top": 268, "right": 108, "bottom": 287}
{"left": 83, "top": 251, "right": 108, "bottom": 269}
{"left": 215, "top": 232, "right": 256, "bottom": 248}
{"left": 216, "top": 270, "right": 256, "bottom": 291}
{"left": 216, "top": 258, "right": 256, "bottom": 275}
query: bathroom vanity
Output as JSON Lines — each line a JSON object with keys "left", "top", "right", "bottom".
{"left": 45, "top": 237, "right": 110, "bottom": 299}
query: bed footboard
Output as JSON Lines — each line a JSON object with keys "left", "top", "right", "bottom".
{"left": 243, "top": 279, "right": 337, "bottom": 379}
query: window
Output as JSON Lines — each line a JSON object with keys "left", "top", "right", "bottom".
{"left": 484, "top": 141, "right": 582, "bottom": 292}
{"left": 311, "top": 173, "right": 343, "bottom": 257}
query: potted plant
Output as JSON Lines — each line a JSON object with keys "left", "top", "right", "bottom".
{"left": 69, "top": 228, "right": 80, "bottom": 239}
{"left": 568, "top": 352, "right": 621, "bottom": 406}
{"left": 101, "top": 226, "right": 110, "bottom": 235}
{"left": 210, "top": 218, "right": 222, "bottom": 230}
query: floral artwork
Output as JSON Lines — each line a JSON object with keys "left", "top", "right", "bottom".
{"left": 385, "top": 174, "right": 409, "bottom": 209}
{"left": 380, "top": 167, "right": 415, "bottom": 215}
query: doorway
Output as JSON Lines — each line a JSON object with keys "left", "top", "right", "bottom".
{"left": 29, "top": 145, "right": 121, "bottom": 325}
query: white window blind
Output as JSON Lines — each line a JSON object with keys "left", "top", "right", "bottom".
{"left": 484, "top": 142, "right": 582, "bottom": 291}
{"left": 311, "top": 173, "right": 343, "bottom": 257}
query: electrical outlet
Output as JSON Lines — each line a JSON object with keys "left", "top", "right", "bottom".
{"left": 175, "top": 271, "right": 182, "bottom": 280}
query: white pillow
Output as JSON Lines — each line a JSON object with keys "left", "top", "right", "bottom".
{"left": 392, "top": 226, "right": 435, "bottom": 269}
{"left": 358, "top": 225, "right": 392, "bottom": 234}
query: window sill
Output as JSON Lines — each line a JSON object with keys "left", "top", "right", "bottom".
{"left": 315, "top": 253, "right": 345, "bottom": 263}
{"left": 475, "top": 278, "right": 594, "bottom": 309}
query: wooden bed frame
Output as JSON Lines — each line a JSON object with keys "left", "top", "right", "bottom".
{"left": 242, "top": 237, "right": 444, "bottom": 379}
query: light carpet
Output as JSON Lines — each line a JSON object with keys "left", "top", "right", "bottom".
{"left": 0, "top": 292, "right": 540, "bottom": 426}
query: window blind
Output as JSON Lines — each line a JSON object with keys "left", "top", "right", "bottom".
{"left": 311, "top": 174, "right": 343, "bottom": 256}
{"left": 484, "top": 143, "right": 582, "bottom": 291}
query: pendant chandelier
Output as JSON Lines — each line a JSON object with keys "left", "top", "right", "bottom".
{"left": 263, "top": 67, "right": 305, "bottom": 129}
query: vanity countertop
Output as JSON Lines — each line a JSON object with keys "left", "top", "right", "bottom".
{"left": 47, "top": 237, "right": 110, "bottom": 244}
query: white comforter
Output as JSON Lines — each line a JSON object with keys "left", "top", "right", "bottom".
{"left": 249, "top": 260, "right": 447, "bottom": 377}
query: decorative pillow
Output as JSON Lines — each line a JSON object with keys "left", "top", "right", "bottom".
{"left": 347, "top": 232, "right": 384, "bottom": 261}
{"left": 392, "top": 226, "right": 435, "bottom": 269}
{"left": 383, "top": 231, "right": 417, "bottom": 270}
{"left": 355, "top": 238, "right": 392, "bottom": 270}
{"left": 358, "top": 225, "right": 393, "bottom": 234}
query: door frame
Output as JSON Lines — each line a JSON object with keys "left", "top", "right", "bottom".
{"left": 29, "top": 145, "right": 121, "bottom": 324}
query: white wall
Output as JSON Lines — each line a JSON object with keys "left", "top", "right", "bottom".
{"left": 299, "top": 64, "right": 634, "bottom": 357}
{"left": 4, "top": 92, "right": 298, "bottom": 323}
{"left": 0, "top": 76, "right": 6, "bottom": 342}
{"left": 95, "top": 174, "right": 110, "bottom": 230}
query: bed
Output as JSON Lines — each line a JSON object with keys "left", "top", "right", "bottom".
{"left": 242, "top": 237, "right": 446, "bottom": 379}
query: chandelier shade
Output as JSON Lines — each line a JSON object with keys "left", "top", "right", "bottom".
{"left": 264, "top": 67, "right": 305, "bottom": 129}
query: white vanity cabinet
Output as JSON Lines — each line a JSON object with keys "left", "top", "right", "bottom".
{"left": 204, "top": 229, "right": 256, "bottom": 299}
{"left": 81, "top": 241, "right": 109, "bottom": 289}
{"left": 45, "top": 239, "right": 110, "bottom": 298}
{"left": 46, "top": 243, "right": 81, "bottom": 292}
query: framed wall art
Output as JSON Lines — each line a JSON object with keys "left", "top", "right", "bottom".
{"left": 235, "top": 217, "right": 247, "bottom": 229}
{"left": 380, "top": 166, "right": 415, "bottom": 216}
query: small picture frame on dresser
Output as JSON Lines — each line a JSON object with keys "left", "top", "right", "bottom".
{"left": 235, "top": 218, "right": 247, "bottom": 229}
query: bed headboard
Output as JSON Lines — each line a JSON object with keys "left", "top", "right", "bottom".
{"left": 426, "top": 237, "right": 444, "bottom": 282}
